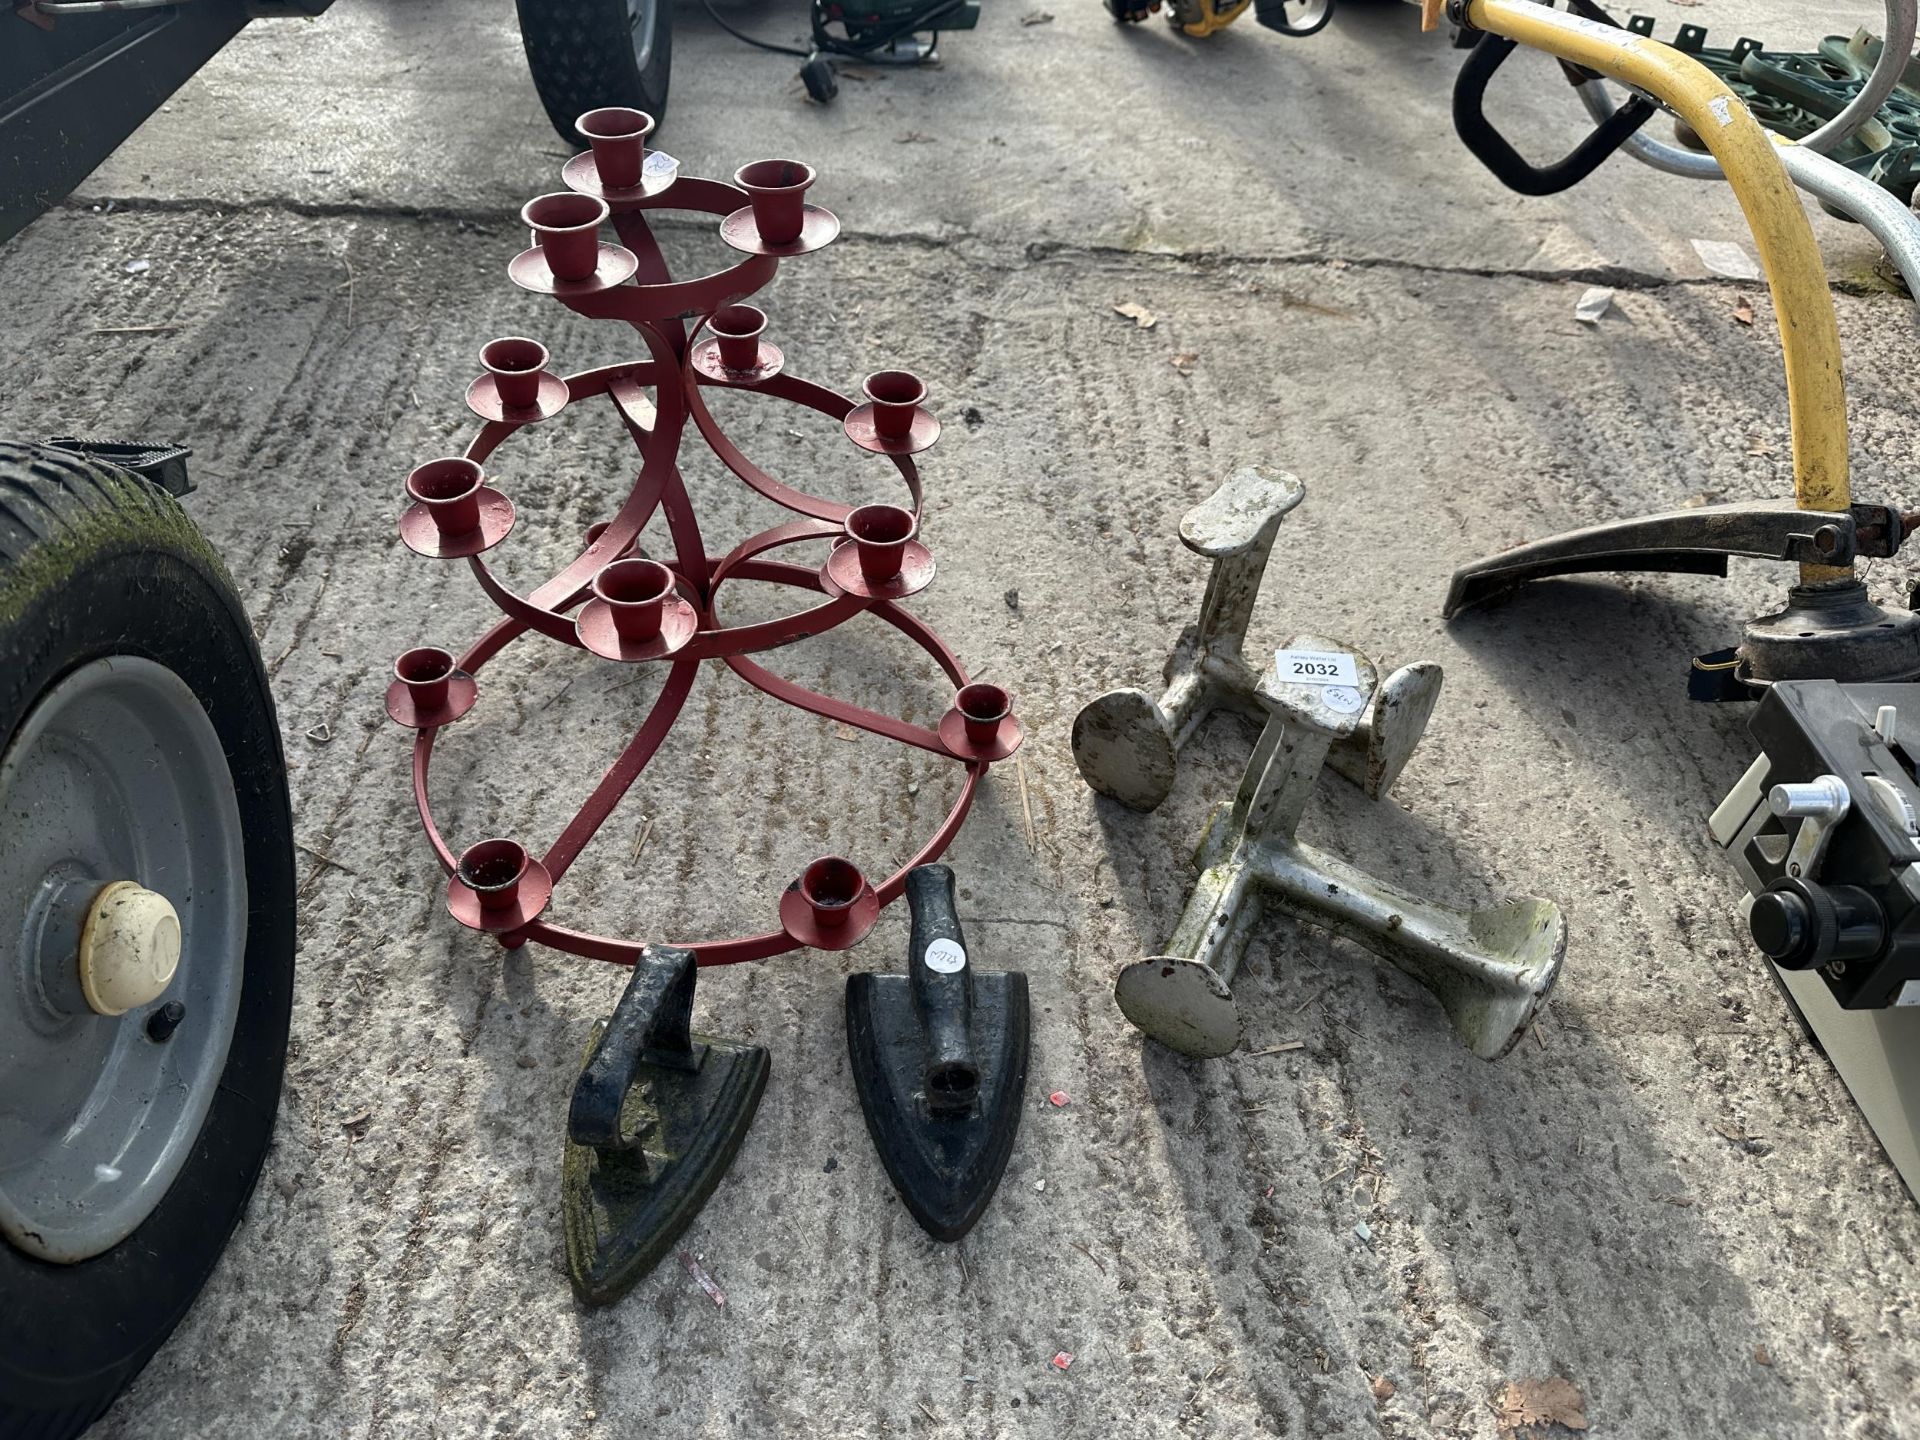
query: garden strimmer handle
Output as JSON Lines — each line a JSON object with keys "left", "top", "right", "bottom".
{"left": 1452, "top": 28, "right": 1657, "bottom": 195}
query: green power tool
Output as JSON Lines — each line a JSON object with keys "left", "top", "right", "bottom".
{"left": 698, "top": 0, "right": 982, "bottom": 103}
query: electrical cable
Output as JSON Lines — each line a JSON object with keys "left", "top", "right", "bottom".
{"left": 695, "top": 0, "right": 812, "bottom": 57}
{"left": 695, "top": 0, "right": 969, "bottom": 63}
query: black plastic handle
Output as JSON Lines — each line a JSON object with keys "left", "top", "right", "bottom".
{"left": 1452, "top": 29, "right": 1656, "bottom": 196}
{"left": 568, "top": 944, "right": 701, "bottom": 1150}
{"left": 905, "top": 865, "right": 979, "bottom": 1117}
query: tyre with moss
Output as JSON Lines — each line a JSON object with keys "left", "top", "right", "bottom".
{"left": 0, "top": 440, "right": 296, "bottom": 1439}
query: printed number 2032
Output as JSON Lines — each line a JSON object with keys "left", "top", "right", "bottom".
{"left": 1289, "top": 659, "right": 1343, "bottom": 677}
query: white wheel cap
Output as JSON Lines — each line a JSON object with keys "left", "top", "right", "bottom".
{"left": 77, "top": 881, "right": 181, "bottom": 1017}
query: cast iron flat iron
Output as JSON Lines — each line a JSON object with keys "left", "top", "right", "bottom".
{"left": 562, "top": 945, "right": 768, "bottom": 1306}
{"left": 846, "top": 865, "right": 1030, "bottom": 1241}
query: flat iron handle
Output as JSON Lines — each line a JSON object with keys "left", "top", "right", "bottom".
{"left": 905, "top": 865, "right": 980, "bottom": 1116}
{"left": 569, "top": 945, "right": 700, "bottom": 1151}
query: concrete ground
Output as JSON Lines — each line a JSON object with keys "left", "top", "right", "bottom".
{"left": 4, "top": 0, "right": 1920, "bottom": 1435}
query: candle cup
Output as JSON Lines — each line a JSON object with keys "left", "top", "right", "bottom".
{"left": 592, "top": 558, "right": 675, "bottom": 642}
{"left": 710, "top": 304, "right": 767, "bottom": 370}
{"left": 844, "top": 504, "right": 917, "bottom": 584}
{"left": 800, "top": 855, "right": 865, "bottom": 930}
{"left": 458, "top": 838, "right": 531, "bottom": 913}
{"left": 956, "top": 682, "right": 1011, "bottom": 746}
{"left": 406, "top": 457, "right": 486, "bottom": 536}
{"left": 394, "top": 646, "right": 457, "bottom": 711}
{"left": 522, "top": 192, "right": 610, "bottom": 281}
{"left": 733, "top": 159, "right": 815, "bottom": 246}
{"left": 575, "top": 106, "right": 653, "bottom": 190}
{"left": 863, "top": 370, "right": 927, "bottom": 440}
{"left": 481, "top": 337, "right": 548, "bottom": 410}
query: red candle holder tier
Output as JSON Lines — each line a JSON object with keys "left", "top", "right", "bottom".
{"left": 390, "top": 148, "right": 1022, "bottom": 968}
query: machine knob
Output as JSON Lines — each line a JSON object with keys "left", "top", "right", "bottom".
{"left": 1750, "top": 878, "right": 1885, "bottom": 971}
{"left": 77, "top": 881, "right": 181, "bottom": 1016}
{"left": 1750, "top": 889, "right": 1813, "bottom": 964}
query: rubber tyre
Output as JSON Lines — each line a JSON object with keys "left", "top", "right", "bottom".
{"left": 0, "top": 442, "right": 296, "bottom": 1440}
{"left": 517, "top": 0, "right": 674, "bottom": 147}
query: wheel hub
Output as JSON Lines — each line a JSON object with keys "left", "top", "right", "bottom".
{"left": 0, "top": 658, "right": 246, "bottom": 1263}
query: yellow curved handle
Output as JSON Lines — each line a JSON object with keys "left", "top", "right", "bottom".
{"left": 1465, "top": 0, "right": 1851, "bottom": 580}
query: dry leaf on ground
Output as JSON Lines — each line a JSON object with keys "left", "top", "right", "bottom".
{"left": 1493, "top": 1377, "right": 1589, "bottom": 1433}
{"left": 1733, "top": 294, "right": 1756, "bottom": 326}
{"left": 1112, "top": 301, "right": 1157, "bottom": 329}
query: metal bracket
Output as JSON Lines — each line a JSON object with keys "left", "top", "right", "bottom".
{"left": 1072, "top": 467, "right": 1443, "bottom": 810}
{"left": 1442, "top": 498, "right": 1897, "bottom": 618}
{"left": 46, "top": 437, "right": 193, "bottom": 497}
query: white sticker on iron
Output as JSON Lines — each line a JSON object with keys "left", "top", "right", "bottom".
{"left": 1273, "top": 648, "right": 1360, "bottom": 687}
{"left": 924, "top": 938, "right": 967, "bottom": 974}
{"left": 1322, "top": 686, "right": 1366, "bottom": 715}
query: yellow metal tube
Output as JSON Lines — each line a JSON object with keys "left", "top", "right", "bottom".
{"left": 1464, "top": 0, "right": 1851, "bottom": 581}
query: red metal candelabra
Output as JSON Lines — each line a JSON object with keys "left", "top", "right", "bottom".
{"left": 387, "top": 120, "right": 1023, "bottom": 969}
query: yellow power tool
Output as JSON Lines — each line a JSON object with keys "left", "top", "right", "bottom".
{"left": 1106, "top": 0, "right": 1333, "bottom": 39}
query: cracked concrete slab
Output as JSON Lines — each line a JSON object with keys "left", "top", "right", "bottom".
{"left": 5, "top": 1, "right": 1920, "bottom": 1437}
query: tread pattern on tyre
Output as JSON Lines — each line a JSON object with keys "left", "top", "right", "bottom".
{"left": 0, "top": 440, "right": 224, "bottom": 621}
{"left": 516, "top": 0, "right": 672, "bottom": 147}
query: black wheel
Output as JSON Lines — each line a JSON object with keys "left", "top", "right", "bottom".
{"left": 518, "top": 0, "right": 674, "bottom": 147}
{"left": 800, "top": 55, "right": 838, "bottom": 103}
{"left": 0, "top": 442, "right": 296, "bottom": 1440}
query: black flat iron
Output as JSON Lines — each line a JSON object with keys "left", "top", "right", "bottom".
{"left": 846, "top": 865, "right": 1030, "bottom": 1240}
{"left": 562, "top": 945, "right": 768, "bottom": 1305}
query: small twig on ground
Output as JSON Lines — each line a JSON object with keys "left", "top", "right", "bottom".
{"left": 1070, "top": 1240, "right": 1107, "bottom": 1275}
{"left": 1248, "top": 1040, "right": 1305, "bottom": 1056}
{"left": 1015, "top": 753, "right": 1037, "bottom": 853}
{"left": 1293, "top": 987, "right": 1328, "bottom": 1014}
{"left": 296, "top": 841, "right": 359, "bottom": 877}
{"left": 631, "top": 816, "right": 654, "bottom": 864}
{"left": 918, "top": 1401, "right": 942, "bottom": 1424}
{"left": 334, "top": 251, "right": 356, "bottom": 327}
{"left": 92, "top": 323, "right": 182, "bottom": 335}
